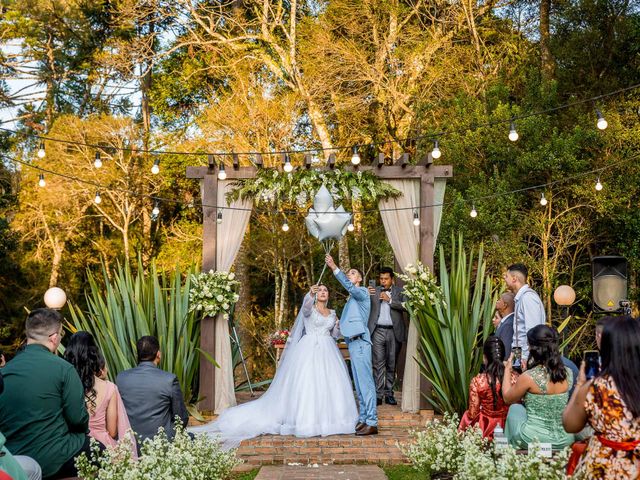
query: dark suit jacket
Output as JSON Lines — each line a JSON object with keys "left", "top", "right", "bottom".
{"left": 495, "top": 312, "right": 514, "bottom": 357}
{"left": 368, "top": 285, "right": 407, "bottom": 343}
{"left": 116, "top": 362, "right": 189, "bottom": 444}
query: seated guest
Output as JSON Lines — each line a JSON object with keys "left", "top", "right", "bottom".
{"left": 459, "top": 336, "right": 518, "bottom": 439}
{"left": 64, "top": 332, "right": 137, "bottom": 457}
{"left": 0, "top": 309, "right": 91, "bottom": 479}
{"left": 562, "top": 315, "right": 640, "bottom": 479}
{"left": 493, "top": 292, "right": 515, "bottom": 357}
{"left": 117, "top": 336, "right": 189, "bottom": 445}
{"left": 503, "top": 325, "right": 574, "bottom": 449}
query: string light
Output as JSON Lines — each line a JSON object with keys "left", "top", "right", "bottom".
{"left": 38, "top": 173, "right": 46, "bottom": 187}
{"left": 217, "top": 210, "right": 223, "bottom": 224}
{"left": 94, "top": 151, "right": 102, "bottom": 169}
{"left": 595, "top": 178, "right": 603, "bottom": 191}
{"left": 540, "top": 193, "right": 548, "bottom": 206}
{"left": 37, "top": 142, "right": 45, "bottom": 158}
{"left": 94, "top": 191, "right": 102, "bottom": 204}
{"left": 470, "top": 205, "right": 478, "bottom": 218}
{"left": 283, "top": 155, "right": 293, "bottom": 173}
{"left": 508, "top": 121, "right": 519, "bottom": 142}
{"left": 347, "top": 222, "right": 355, "bottom": 231}
{"left": 282, "top": 219, "right": 290, "bottom": 232}
{"left": 413, "top": 210, "right": 420, "bottom": 226}
{"left": 151, "top": 158, "right": 160, "bottom": 175}
{"left": 152, "top": 202, "right": 160, "bottom": 216}
{"left": 596, "top": 110, "right": 608, "bottom": 130}
{"left": 351, "top": 147, "right": 361, "bottom": 166}
{"left": 218, "top": 163, "right": 227, "bottom": 180}
{"left": 431, "top": 140, "right": 441, "bottom": 159}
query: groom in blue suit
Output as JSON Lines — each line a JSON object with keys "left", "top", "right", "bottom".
{"left": 325, "top": 254, "right": 378, "bottom": 435}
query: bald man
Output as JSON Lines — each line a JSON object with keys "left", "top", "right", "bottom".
{"left": 493, "top": 291, "right": 515, "bottom": 356}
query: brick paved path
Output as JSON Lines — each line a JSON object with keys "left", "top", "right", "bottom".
{"left": 255, "top": 465, "right": 388, "bottom": 480}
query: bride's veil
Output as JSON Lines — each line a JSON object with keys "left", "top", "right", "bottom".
{"left": 277, "top": 293, "right": 312, "bottom": 368}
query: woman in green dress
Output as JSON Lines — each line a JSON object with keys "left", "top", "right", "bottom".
{"left": 502, "top": 325, "right": 575, "bottom": 449}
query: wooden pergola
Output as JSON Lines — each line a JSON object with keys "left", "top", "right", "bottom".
{"left": 187, "top": 153, "right": 453, "bottom": 412}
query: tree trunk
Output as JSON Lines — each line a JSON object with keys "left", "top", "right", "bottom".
{"left": 338, "top": 236, "right": 350, "bottom": 272}
{"left": 49, "top": 238, "right": 65, "bottom": 287}
{"left": 539, "top": 0, "right": 555, "bottom": 83}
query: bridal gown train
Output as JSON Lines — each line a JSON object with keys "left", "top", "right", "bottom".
{"left": 190, "top": 295, "right": 358, "bottom": 448}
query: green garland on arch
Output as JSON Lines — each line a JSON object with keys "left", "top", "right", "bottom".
{"left": 226, "top": 168, "right": 401, "bottom": 209}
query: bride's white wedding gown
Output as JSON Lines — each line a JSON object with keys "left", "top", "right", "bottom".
{"left": 190, "top": 295, "right": 358, "bottom": 448}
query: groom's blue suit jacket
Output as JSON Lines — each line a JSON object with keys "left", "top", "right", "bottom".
{"left": 334, "top": 269, "right": 371, "bottom": 341}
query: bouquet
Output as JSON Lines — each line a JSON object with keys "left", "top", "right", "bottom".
{"left": 269, "top": 330, "right": 290, "bottom": 347}
{"left": 189, "top": 270, "right": 240, "bottom": 319}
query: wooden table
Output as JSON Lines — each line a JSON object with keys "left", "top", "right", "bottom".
{"left": 274, "top": 342, "right": 350, "bottom": 366}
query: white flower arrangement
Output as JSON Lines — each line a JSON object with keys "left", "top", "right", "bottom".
{"left": 400, "top": 414, "right": 569, "bottom": 479}
{"left": 189, "top": 270, "right": 240, "bottom": 319}
{"left": 397, "top": 261, "right": 445, "bottom": 309}
{"left": 75, "top": 424, "right": 241, "bottom": 480}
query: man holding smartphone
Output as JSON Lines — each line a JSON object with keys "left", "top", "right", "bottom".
{"left": 367, "top": 267, "right": 406, "bottom": 406}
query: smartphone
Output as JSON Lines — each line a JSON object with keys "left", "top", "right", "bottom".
{"left": 512, "top": 346, "right": 522, "bottom": 370}
{"left": 584, "top": 350, "right": 600, "bottom": 380}
{"left": 368, "top": 280, "right": 376, "bottom": 295}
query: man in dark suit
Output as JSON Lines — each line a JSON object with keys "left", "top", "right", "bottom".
{"left": 117, "top": 336, "right": 189, "bottom": 446}
{"left": 367, "top": 267, "right": 406, "bottom": 406}
{"left": 493, "top": 291, "right": 515, "bottom": 356}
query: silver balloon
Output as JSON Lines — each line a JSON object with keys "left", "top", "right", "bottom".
{"left": 313, "top": 185, "right": 334, "bottom": 213}
{"left": 304, "top": 208, "right": 320, "bottom": 239}
{"left": 313, "top": 207, "right": 352, "bottom": 242}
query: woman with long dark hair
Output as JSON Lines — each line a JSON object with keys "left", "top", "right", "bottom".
{"left": 459, "top": 336, "right": 518, "bottom": 438}
{"left": 563, "top": 316, "right": 640, "bottom": 478}
{"left": 502, "top": 324, "right": 574, "bottom": 449}
{"left": 64, "top": 332, "right": 136, "bottom": 456}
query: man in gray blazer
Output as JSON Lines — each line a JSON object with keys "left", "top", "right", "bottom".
{"left": 116, "top": 336, "right": 189, "bottom": 446}
{"left": 367, "top": 267, "right": 407, "bottom": 406}
{"left": 493, "top": 291, "right": 515, "bottom": 357}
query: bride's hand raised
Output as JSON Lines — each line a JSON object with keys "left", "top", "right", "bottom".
{"left": 310, "top": 285, "right": 319, "bottom": 295}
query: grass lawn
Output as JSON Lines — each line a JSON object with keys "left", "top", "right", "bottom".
{"left": 382, "top": 464, "right": 423, "bottom": 480}
{"left": 230, "top": 468, "right": 260, "bottom": 480}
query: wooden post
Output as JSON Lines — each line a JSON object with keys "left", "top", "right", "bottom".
{"left": 199, "top": 173, "right": 218, "bottom": 412}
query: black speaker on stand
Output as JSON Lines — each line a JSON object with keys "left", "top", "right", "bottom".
{"left": 591, "top": 256, "right": 628, "bottom": 314}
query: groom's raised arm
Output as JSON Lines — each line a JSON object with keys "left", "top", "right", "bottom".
{"left": 333, "top": 269, "right": 368, "bottom": 301}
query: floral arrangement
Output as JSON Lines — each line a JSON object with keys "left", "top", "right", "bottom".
{"left": 400, "top": 414, "right": 569, "bottom": 479}
{"left": 75, "top": 424, "right": 241, "bottom": 480}
{"left": 269, "top": 329, "right": 290, "bottom": 346}
{"left": 189, "top": 270, "right": 240, "bottom": 320}
{"left": 227, "top": 168, "right": 401, "bottom": 207}
{"left": 397, "top": 261, "right": 445, "bottom": 309}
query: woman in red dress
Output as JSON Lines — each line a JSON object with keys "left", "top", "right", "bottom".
{"left": 459, "top": 335, "right": 518, "bottom": 439}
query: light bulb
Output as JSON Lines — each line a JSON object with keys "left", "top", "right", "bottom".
{"left": 283, "top": 156, "right": 293, "bottom": 173}
{"left": 470, "top": 205, "right": 478, "bottom": 218}
{"left": 351, "top": 147, "right": 361, "bottom": 165}
{"left": 38, "top": 173, "right": 46, "bottom": 187}
{"left": 94, "top": 192, "right": 102, "bottom": 204}
{"left": 94, "top": 152, "right": 102, "bottom": 168}
{"left": 413, "top": 211, "right": 420, "bottom": 226}
{"left": 596, "top": 110, "right": 608, "bottom": 130}
{"left": 37, "top": 142, "right": 45, "bottom": 158}
{"left": 431, "top": 140, "right": 441, "bottom": 159}
{"left": 282, "top": 221, "right": 290, "bottom": 232}
{"left": 595, "top": 178, "right": 603, "bottom": 191}
{"left": 151, "top": 159, "right": 160, "bottom": 175}
{"left": 216, "top": 211, "right": 223, "bottom": 224}
{"left": 218, "top": 163, "right": 227, "bottom": 180}
{"left": 540, "top": 193, "right": 548, "bottom": 206}
{"left": 152, "top": 203, "right": 160, "bottom": 216}
{"left": 347, "top": 223, "right": 355, "bottom": 232}
{"left": 508, "top": 121, "right": 519, "bottom": 142}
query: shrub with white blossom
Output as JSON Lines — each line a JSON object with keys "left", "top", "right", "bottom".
{"left": 189, "top": 270, "right": 240, "bottom": 319}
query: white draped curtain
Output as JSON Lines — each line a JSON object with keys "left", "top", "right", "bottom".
{"left": 213, "top": 181, "right": 252, "bottom": 413}
{"left": 378, "top": 178, "right": 446, "bottom": 412}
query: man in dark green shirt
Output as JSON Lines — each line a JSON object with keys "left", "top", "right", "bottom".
{"left": 0, "top": 309, "right": 90, "bottom": 479}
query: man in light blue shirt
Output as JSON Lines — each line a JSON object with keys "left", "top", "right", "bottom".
{"left": 503, "top": 263, "right": 545, "bottom": 363}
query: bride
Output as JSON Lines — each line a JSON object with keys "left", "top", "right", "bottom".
{"left": 190, "top": 284, "right": 358, "bottom": 447}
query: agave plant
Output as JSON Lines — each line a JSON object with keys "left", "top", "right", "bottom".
{"left": 409, "top": 234, "right": 497, "bottom": 414}
{"left": 67, "top": 259, "right": 213, "bottom": 410}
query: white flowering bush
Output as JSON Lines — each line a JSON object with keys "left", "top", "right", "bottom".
{"left": 398, "top": 262, "right": 445, "bottom": 308}
{"left": 189, "top": 270, "right": 240, "bottom": 319}
{"left": 401, "top": 414, "right": 569, "bottom": 479}
{"left": 76, "top": 424, "right": 242, "bottom": 480}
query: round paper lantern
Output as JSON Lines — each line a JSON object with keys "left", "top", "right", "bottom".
{"left": 44, "top": 287, "right": 67, "bottom": 310}
{"left": 553, "top": 285, "right": 576, "bottom": 306}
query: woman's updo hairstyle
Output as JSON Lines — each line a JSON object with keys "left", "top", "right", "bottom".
{"left": 526, "top": 324, "right": 567, "bottom": 383}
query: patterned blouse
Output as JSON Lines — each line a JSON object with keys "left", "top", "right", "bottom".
{"left": 574, "top": 375, "right": 640, "bottom": 479}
